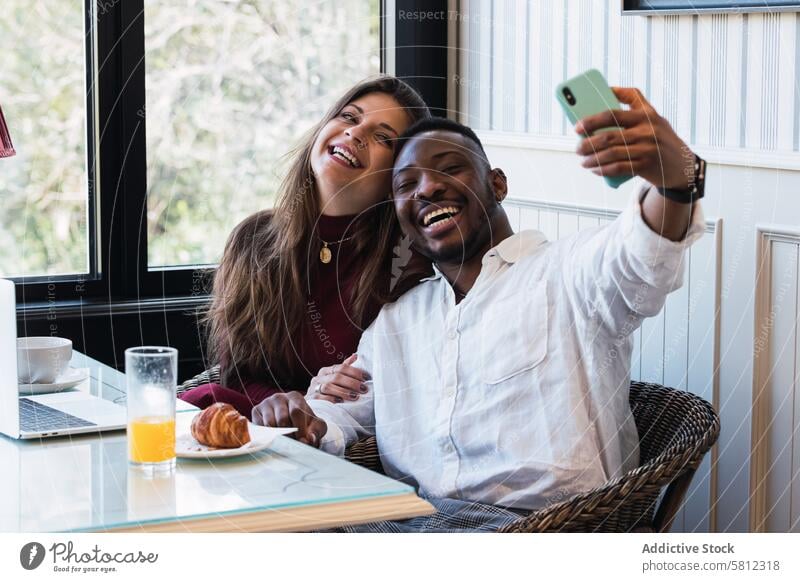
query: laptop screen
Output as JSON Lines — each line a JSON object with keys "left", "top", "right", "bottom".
{"left": 0, "top": 279, "right": 20, "bottom": 437}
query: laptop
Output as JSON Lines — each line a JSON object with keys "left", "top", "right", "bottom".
{"left": 0, "top": 279, "right": 127, "bottom": 439}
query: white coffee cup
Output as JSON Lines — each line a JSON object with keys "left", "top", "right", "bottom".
{"left": 17, "top": 337, "right": 73, "bottom": 384}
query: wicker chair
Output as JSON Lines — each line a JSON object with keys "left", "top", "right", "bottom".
{"left": 177, "top": 371, "right": 719, "bottom": 532}
{"left": 344, "top": 381, "right": 720, "bottom": 532}
{"left": 177, "top": 364, "right": 221, "bottom": 396}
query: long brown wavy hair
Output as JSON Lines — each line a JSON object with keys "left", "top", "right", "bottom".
{"left": 204, "top": 76, "right": 430, "bottom": 388}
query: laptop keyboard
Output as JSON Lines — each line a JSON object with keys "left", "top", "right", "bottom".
{"left": 19, "top": 398, "right": 97, "bottom": 433}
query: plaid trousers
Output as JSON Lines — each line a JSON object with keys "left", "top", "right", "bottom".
{"left": 323, "top": 497, "right": 526, "bottom": 533}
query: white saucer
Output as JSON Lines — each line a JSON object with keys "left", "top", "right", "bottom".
{"left": 176, "top": 423, "right": 297, "bottom": 459}
{"left": 18, "top": 367, "right": 90, "bottom": 396}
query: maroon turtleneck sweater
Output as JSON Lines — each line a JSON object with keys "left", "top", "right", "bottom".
{"left": 180, "top": 213, "right": 384, "bottom": 417}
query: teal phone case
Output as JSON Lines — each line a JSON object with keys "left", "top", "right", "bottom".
{"left": 556, "top": 68, "right": 632, "bottom": 189}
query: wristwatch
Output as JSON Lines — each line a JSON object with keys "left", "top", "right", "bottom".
{"left": 656, "top": 154, "right": 706, "bottom": 204}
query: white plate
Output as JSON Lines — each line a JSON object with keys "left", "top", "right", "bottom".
{"left": 176, "top": 422, "right": 297, "bottom": 459}
{"left": 18, "top": 367, "right": 90, "bottom": 396}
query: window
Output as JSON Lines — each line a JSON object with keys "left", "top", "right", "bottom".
{"left": 144, "top": 0, "right": 381, "bottom": 268}
{"left": 0, "top": 0, "right": 92, "bottom": 278}
{"left": 4, "top": 0, "right": 448, "bottom": 306}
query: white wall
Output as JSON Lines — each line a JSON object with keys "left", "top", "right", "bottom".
{"left": 455, "top": 0, "right": 800, "bottom": 532}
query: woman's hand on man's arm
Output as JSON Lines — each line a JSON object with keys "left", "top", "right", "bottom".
{"left": 307, "top": 353, "right": 370, "bottom": 403}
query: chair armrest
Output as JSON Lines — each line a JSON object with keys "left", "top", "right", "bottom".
{"left": 498, "top": 467, "right": 676, "bottom": 532}
{"left": 500, "top": 424, "right": 717, "bottom": 532}
{"left": 500, "top": 383, "right": 721, "bottom": 532}
{"left": 177, "top": 365, "right": 221, "bottom": 396}
{"left": 344, "top": 436, "right": 384, "bottom": 474}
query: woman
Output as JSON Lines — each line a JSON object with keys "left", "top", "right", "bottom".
{"left": 180, "top": 76, "right": 431, "bottom": 417}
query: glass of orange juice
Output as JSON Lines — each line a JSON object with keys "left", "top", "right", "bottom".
{"left": 125, "top": 346, "right": 178, "bottom": 474}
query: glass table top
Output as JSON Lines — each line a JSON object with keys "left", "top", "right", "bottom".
{"left": 0, "top": 420, "right": 413, "bottom": 532}
{"left": 0, "top": 352, "right": 416, "bottom": 532}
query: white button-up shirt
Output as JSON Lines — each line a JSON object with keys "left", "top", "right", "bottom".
{"left": 308, "top": 184, "right": 705, "bottom": 510}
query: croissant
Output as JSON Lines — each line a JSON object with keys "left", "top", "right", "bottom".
{"left": 190, "top": 403, "right": 251, "bottom": 448}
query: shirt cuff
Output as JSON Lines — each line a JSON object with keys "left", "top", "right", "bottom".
{"left": 306, "top": 398, "right": 347, "bottom": 456}
{"left": 621, "top": 182, "right": 705, "bottom": 265}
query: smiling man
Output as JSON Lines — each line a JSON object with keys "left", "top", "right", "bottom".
{"left": 252, "top": 87, "right": 707, "bottom": 532}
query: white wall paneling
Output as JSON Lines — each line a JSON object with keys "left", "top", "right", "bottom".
{"left": 682, "top": 224, "right": 723, "bottom": 533}
{"left": 750, "top": 227, "right": 800, "bottom": 533}
{"left": 457, "top": 2, "right": 800, "bottom": 170}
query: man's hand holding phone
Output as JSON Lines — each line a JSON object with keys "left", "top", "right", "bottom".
{"left": 574, "top": 87, "right": 696, "bottom": 191}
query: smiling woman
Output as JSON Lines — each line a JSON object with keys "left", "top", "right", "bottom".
{"left": 310, "top": 93, "right": 410, "bottom": 217}
{"left": 179, "top": 76, "right": 432, "bottom": 418}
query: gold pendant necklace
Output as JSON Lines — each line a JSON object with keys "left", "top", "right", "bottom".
{"left": 318, "top": 231, "right": 357, "bottom": 264}
{"left": 320, "top": 243, "right": 332, "bottom": 264}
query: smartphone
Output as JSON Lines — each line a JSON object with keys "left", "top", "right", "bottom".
{"left": 556, "top": 68, "right": 632, "bottom": 189}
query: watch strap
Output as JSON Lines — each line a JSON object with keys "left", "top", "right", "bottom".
{"left": 656, "top": 154, "right": 706, "bottom": 204}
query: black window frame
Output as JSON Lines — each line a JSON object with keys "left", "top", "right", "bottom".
{"left": 13, "top": 0, "right": 448, "bottom": 310}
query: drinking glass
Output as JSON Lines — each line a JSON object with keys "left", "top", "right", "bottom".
{"left": 125, "top": 346, "right": 178, "bottom": 474}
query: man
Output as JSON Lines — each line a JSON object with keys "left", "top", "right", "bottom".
{"left": 252, "top": 87, "right": 706, "bottom": 532}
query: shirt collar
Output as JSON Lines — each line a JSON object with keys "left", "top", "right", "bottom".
{"left": 490, "top": 230, "right": 549, "bottom": 264}
{"left": 420, "top": 230, "right": 549, "bottom": 282}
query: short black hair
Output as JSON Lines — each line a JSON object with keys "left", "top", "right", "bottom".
{"left": 394, "top": 117, "right": 489, "bottom": 163}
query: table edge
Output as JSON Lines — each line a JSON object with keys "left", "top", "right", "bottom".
{"left": 96, "top": 493, "right": 435, "bottom": 533}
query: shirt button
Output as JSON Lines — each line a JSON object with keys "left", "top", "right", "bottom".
{"left": 448, "top": 329, "right": 457, "bottom": 339}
